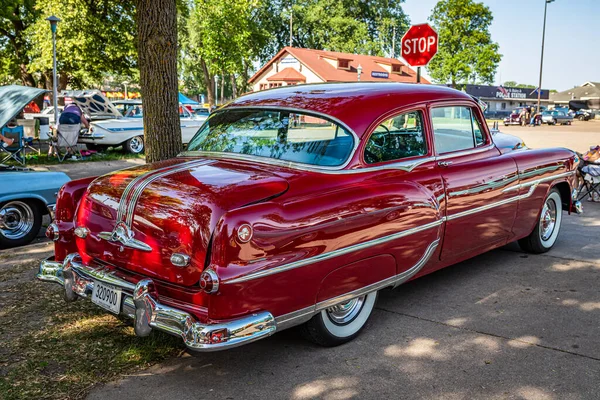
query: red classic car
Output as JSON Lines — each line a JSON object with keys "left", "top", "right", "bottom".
{"left": 38, "top": 83, "right": 582, "bottom": 351}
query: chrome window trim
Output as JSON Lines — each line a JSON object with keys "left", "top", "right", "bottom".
{"left": 274, "top": 239, "right": 440, "bottom": 331}
{"left": 180, "top": 106, "right": 360, "bottom": 171}
{"left": 225, "top": 218, "right": 444, "bottom": 284}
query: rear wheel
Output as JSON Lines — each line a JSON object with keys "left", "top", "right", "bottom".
{"left": 579, "top": 115, "right": 585, "bottom": 121}
{"left": 301, "top": 291, "right": 378, "bottom": 347}
{"left": 0, "top": 200, "right": 43, "bottom": 248}
{"left": 518, "top": 188, "right": 562, "bottom": 254}
{"left": 124, "top": 136, "right": 144, "bottom": 154}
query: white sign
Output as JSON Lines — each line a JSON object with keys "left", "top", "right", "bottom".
{"left": 280, "top": 55, "right": 299, "bottom": 66}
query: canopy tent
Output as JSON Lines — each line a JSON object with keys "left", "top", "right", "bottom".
{"left": 178, "top": 92, "right": 199, "bottom": 105}
{"left": 0, "top": 85, "right": 47, "bottom": 128}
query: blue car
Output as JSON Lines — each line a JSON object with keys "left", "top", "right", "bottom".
{"left": 0, "top": 165, "right": 70, "bottom": 247}
{"left": 1, "top": 85, "right": 71, "bottom": 247}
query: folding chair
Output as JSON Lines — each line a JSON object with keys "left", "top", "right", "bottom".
{"left": 54, "top": 124, "right": 83, "bottom": 162}
{"left": 1, "top": 125, "right": 26, "bottom": 166}
{"left": 577, "top": 163, "right": 600, "bottom": 202}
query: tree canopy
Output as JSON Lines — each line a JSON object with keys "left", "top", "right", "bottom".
{"left": 427, "top": 0, "right": 501, "bottom": 87}
{"left": 0, "top": 0, "right": 137, "bottom": 90}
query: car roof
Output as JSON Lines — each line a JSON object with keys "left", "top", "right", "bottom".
{"left": 226, "top": 82, "right": 473, "bottom": 137}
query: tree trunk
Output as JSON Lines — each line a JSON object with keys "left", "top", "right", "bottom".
{"left": 200, "top": 59, "right": 215, "bottom": 106}
{"left": 136, "top": 0, "right": 182, "bottom": 163}
{"left": 230, "top": 74, "right": 237, "bottom": 99}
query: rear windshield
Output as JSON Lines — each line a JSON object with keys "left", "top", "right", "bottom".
{"left": 186, "top": 109, "right": 354, "bottom": 167}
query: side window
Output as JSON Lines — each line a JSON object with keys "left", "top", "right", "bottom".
{"left": 432, "top": 106, "right": 479, "bottom": 154}
{"left": 471, "top": 112, "right": 485, "bottom": 146}
{"left": 364, "top": 110, "right": 426, "bottom": 164}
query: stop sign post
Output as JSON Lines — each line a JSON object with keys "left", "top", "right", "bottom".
{"left": 401, "top": 23, "right": 438, "bottom": 83}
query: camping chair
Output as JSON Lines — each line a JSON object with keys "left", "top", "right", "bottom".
{"left": 54, "top": 124, "right": 83, "bottom": 162}
{"left": 577, "top": 163, "right": 600, "bottom": 202}
{"left": 0, "top": 125, "right": 26, "bottom": 166}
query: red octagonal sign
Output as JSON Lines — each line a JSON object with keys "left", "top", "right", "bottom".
{"left": 401, "top": 23, "right": 438, "bottom": 67}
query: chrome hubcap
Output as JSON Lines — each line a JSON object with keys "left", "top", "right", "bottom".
{"left": 326, "top": 296, "right": 365, "bottom": 324}
{"left": 130, "top": 136, "right": 143, "bottom": 153}
{"left": 0, "top": 201, "right": 34, "bottom": 240}
{"left": 540, "top": 199, "right": 557, "bottom": 241}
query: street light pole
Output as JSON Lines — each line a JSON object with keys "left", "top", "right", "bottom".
{"left": 537, "top": 0, "right": 554, "bottom": 113}
{"left": 357, "top": 65, "right": 362, "bottom": 82}
{"left": 214, "top": 75, "right": 219, "bottom": 106}
{"left": 46, "top": 16, "right": 61, "bottom": 124}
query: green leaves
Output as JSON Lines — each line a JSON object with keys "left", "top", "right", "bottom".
{"left": 427, "top": 0, "right": 502, "bottom": 86}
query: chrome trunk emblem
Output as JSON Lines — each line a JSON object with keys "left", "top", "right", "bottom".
{"left": 98, "top": 221, "right": 152, "bottom": 252}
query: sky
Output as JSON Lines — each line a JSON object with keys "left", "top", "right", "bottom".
{"left": 401, "top": 0, "right": 600, "bottom": 91}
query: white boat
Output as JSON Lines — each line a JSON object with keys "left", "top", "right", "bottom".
{"left": 73, "top": 92, "right": 207, "bottom": 154}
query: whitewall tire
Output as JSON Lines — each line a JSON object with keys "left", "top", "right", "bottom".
{"left": 301, "top": 291, "right": 378, "bottom": 346}
{"left": 519, "top": 188, "right": 562, "bottom": 253}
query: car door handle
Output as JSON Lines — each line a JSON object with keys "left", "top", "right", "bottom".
{"left": 438, "top": 161, "right": 453, "bottom": 168}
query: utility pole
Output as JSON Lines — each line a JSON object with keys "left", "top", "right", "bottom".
{"left": 392, "top": 25, "right": 396, "bottom": 58}
{"left": 46, "top": 16, "right": 61, "bottom": 124}
{"left": 537, "top": 0, "right": 554, "bottom": 113}
{"left": 289, "top": 9, "right": 293, "bottom": 47}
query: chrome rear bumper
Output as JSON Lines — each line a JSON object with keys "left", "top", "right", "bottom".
{"left": 37, "top": 254, "right": 276, "bottom": 351}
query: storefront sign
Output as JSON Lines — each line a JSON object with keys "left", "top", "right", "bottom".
{"left": 464, "top": 84, "right": 549, "bottom": 100}
{"left": 371, "top": 71, "right": 389, "bottom": 79}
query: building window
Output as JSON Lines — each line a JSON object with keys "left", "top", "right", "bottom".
{"left": 337, "top": 59, "right": 351, "bottom": 70}
{"left": 259, "top": 84, "right": 267, "bottom": 91}
{"left": 501, "top": 102, "right": 506, "bottom": 110}
{"left": 391, "top": 64, "right": 402, "bottom": 74}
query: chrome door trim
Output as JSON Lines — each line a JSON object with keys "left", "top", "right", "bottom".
{"left": 274, "top": 239, "right": 440, "bottom": 331}
{"left": 448, "top": 172, "right": 519, "bottom": 198}
{"left": 225, "top": 219, "right": 444, "bottom": 284}
{"left": 502, "top": 170, "right": 574, "bottom": 193}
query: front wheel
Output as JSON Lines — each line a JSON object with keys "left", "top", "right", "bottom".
{"left": 124, "top": 136, "right": 144, "bottom": 154}
{"left": 0, "top": 200, "right": 43, "bottom": 248}
{"left": 518, "top": 188, "right": 562, "bottom": 254}
{"left": 301, "top": 291, "right": 378, "bottom": 347}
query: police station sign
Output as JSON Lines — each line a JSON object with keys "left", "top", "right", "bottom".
{"left": 463, "top": 84, "right": 549, "bottom": 100}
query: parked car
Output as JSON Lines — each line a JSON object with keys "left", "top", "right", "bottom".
{"left": 542, "top": 110, "right": 573, "bottom": 125}
{"left": 503, "top": 107, "right": 526, "bottom": 126}
{"left": 0, "top": 166, "right": 70, "bottom": 247}
{"left": 570, "top": 109, "right": 593, "bottom": 121}
{"left": 24, "top": 106, "right": 64, "bottom": 121}
{"left": 78, "top": 95, "right": 208, "bottom": 154}
{"left": 37, "top": 83, "right": 581, "bottom": 352}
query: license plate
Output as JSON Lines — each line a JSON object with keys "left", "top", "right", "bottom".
{"left": 91, "top": 281, "right": 122, "bottom": 314}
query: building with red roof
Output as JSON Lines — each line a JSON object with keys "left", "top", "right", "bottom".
{"left": 249, "top": 47, "right": 429, "bottom": 91}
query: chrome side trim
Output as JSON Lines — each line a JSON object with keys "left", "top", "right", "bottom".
{"left": 449, "top": 172, "right": 519, "bottom": 197}
{"left": 448, "top": 170, "right": 575, "bottom": 221}
{"left": 225, "top": 219, "right": 444, "bottom": 284}
{"left": 275, "top": 306, "right": 315, "bottom": 331}
{"left": 502, "top": 170, "right": 575, "bottom": 193}
{"left": 275, "top": 239, "right": 440, "bottom": 331}
{"left": 316, "top": 239, "right": 440, "bottom": 311}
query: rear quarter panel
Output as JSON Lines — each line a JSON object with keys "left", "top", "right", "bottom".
{"left": 207, "top": 171, "right": 443, "bottom": 320}
{"left": 510, "top": 148, "right": 578, "bottom": 239}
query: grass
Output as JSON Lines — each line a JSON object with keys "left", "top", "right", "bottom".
{"left": 18, "top": 148, "right": 144, "bottom": 166}
{"left": 0, "top": 258, "right": 183, "bottom": 400}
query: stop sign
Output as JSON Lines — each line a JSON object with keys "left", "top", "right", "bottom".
{"left": 401, "top": 23, "right": 438, "bottom": 67}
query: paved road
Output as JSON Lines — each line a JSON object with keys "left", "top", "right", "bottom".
{"left": 87, "top": 202, "right": 600, "bottom": 400}
{"left": 498, "top": 120, "right": 599, "bottom": 154}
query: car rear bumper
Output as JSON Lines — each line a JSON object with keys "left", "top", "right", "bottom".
{"left": 37, "top": 254, "right": 276, "bottom": 351}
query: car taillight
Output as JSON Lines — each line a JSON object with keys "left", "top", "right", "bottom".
{"left": 46, "top": 223, "right": 60, "bottom": 241}
{"left": 199, "top": 269, "right": 219, "bottom": 294}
